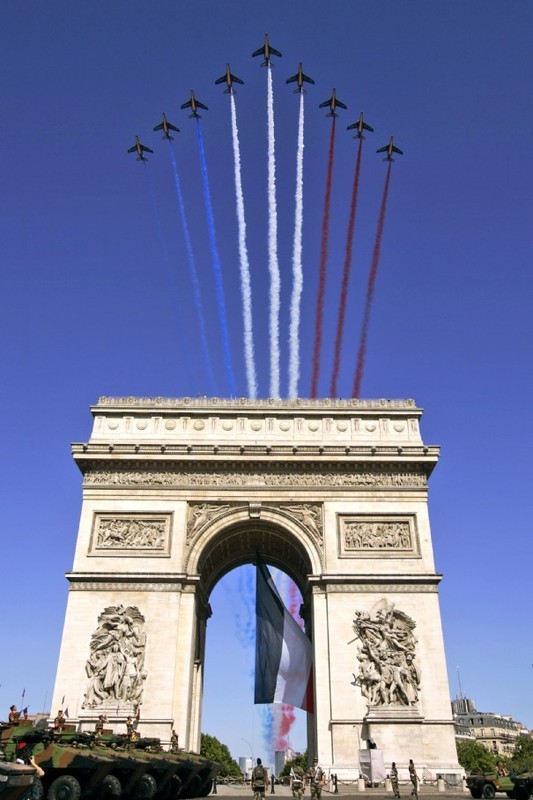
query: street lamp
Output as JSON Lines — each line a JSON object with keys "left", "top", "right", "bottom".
{"left": 241, "top": 737, "right": 255, "bottom": 762}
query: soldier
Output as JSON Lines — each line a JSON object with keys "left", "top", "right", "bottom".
{"left": 408, "top": 760, "right": 418, "bottom": 799}
{"left": 53, "top": 710, "right": 66, "bottom": 734}
{"left": 291, "top": 765, "right": 305, "bottom": 799}
{"left": 8, "top": 705, "right": 20, "bottom": 724}
{"left": 390, "top": 762, "right": 400, "bottom": 799}
{"left": 95, "top": 714, "right": 106, "bottom": 739}
{"left": 126, "top": 716, "right": 134, "bottom": 739}
{"left": 170, "top": 730, "right": 179, "bottom": 754}
{"left": 307, "top": 758, "right": 325, "bottom": 800}
{"left": 251, "top": 758, "right": 267, "bottom": 800}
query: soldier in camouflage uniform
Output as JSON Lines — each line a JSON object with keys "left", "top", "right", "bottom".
{"left": 95, "top": 714, "right": 106, "bottom": 739}
{"left": 409, "top": 760, "right": 418, "bottom": 800}
{"left": 390, "top": 762, "right": 400, "bottom": 799}
{"left": 170, "top": 730, "right": 179, "bottom": 754}
{"left": 252, "top": 758, "right": 267, "bottom": 800}
{"left": 291, "top": 766, "right": 305, "bottom": 799}
{"left": 307, "top": 759, "right": 325, "bottom": 800}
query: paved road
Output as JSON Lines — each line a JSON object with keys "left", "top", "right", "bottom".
{"left": 210, "top": 785, "right": 468, "bottom": 799}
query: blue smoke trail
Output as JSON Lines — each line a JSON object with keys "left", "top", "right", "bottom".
{"left": 141, "top": 163, "right": 192, "bottom": 385}
{"left": 262, "top": 705, "right": 274, "bottom": 766}
{"left": 168, "top": 143, "right": 217, "bottom": 395}
{"left": 235, "top": 563, "right": 256, "bottom": 648}
{"left": 195, "top": 119, "right": 236, "bottom": 396}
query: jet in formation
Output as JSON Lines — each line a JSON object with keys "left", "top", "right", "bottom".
{"left": 181, "top": 90, "right": 209, "bottom": 118}
{"left": 127, "top": 136, "right": 154, "bottom": 161}
{"left": 347, "top": 112, "right": 374, "bottom": 139}
{"left": 319, "top": 89, "right": 347, "bottom": 117}
{"left": 376, "top": 136, "right": 403, "bottom": 161}
{"left": 153, "top": 113, "right": 180, "bottom": 140}
{"left": 252, "top": 34, "right": 282, "bottom": 67}
{"left": 215, "top": 63, "right": 244, "bottom": 94}
{"left": 286, "top": 63, "right": 315, "bottom": 93}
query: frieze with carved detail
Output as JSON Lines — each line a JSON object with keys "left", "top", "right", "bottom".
{"left": 341, "top": 519, "right": 414, "bottom": 553}
{"left": 84, "top": 465, "right": 427, "bottom": 489}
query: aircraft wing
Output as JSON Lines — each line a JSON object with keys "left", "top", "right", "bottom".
{"left": 363, "top": 122, "right": 374, "bottom": 132}
{"left": 180, "top": 100, "right": 192, "bottom": 109}
{"left": 127, "top": 145, "right": 137, "bottom": 153}
{"left": 286, "top": 74, "right": 298, "bottom": 84}
{"left": 337, "top": 100, "right": 348, "bottom": 110}
{"left": 196, "top": 100, "right": 209, "bottom": 111}
{"left": 143, "top": 145, "right": 154, "bottom": 154}
{"left": 270, "top": 46, "right": 282, "bottom": 57}
{"left": 392, "top": 145, "right": 403, "bottom": 154}
{"left": 319, "top": 99, "right": 331, "bottom": 108}
{"left": 232, "top": 74, "right": 244, "bottom": 85}
{"left": 215, "top": 75, "right": 226, "bottom": 85}
{"left": 252, "top": 47, "right": 264, "bottom": 57}
{"left": 376, "top": 145, "right": 388, "bottom": 153}
{"left": 168, "top": 123, "right": 180, "bottom": 132}
{"left": 302, "top": 73, "right": 315, "bottom": 84}
{"left": 153, "top": 123, "right": 163, "bottom": 131}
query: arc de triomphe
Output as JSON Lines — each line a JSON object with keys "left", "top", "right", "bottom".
{"left": 52, "top": 397, "right": 460, "bottom": 779}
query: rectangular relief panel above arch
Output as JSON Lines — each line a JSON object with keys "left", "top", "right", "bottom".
{"left": 88, "top": 513, "right": 173, "bottom": 558}
{"left": 337, "top": 514, "right": 420, "bottom": 559}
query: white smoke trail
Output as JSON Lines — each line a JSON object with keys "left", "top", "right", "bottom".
{"left": 230, "top": 93, "right": 257, "bottom": 399}
{"left": 288, "top": 92, "right": 305, "bottom": 400}
{"left": 267, "top": 68, "right": 280, "bottom": 399}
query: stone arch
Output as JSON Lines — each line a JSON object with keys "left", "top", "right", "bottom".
{"left": 186, "top": 503, "right": 323, "bottom": 602}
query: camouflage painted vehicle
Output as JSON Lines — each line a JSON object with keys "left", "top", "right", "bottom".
{"left": 0, "top": 760, "right": 37, "bottom": 800}
{"left": 466, "top": 773, "right": 517, "bottom": 799}
{"left": 0, "top": 723, "right": 219, "bottom": 800}
{"left": 511, "top": 773, "right": 533, "bottom": 800}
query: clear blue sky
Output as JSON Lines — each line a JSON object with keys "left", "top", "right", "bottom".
{"left": 1, "top": 0, "right": 532, "bottom": 765}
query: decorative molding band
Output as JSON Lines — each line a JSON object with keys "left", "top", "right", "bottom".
{"left": 89, "top": 513, "right": 172, "bottom": 557}
{"left": 95, "top": 396, "right": 419, "bottom": 411}
{"left": 82, "top": 464, "right": 428, "bottom": 490}
{"left": 69, "top": 582, "right": 186, "bottom": 592}
{"left": 338, "top": 514, "right": 420, "bottom": 559}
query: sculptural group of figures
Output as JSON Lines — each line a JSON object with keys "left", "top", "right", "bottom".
{"left": 82, "top": 605, "right": 147, "bottom": 708}
{"left": 344, "top": 521, "right": 411, "bottom": 550}
{"left": 352, "top": 599, "right": 420, "bottom": 707}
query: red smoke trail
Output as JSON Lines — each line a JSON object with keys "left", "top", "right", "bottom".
{"left": 330, "top": 138, "right": 363, "bottom": 398}
{"left": 352, "top": 162, "right": 392, "bottom": 398}
{"left": 311, "top": 117, "right": 337, "bottom": 398}
{"left": 275, "top": 705, "right": 297, "bottom": 749}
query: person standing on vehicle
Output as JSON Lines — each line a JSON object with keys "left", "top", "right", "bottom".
{"left": 252, "top": 758, "right": 267, "bottom": 800}
{"left": 409, "top": 760, "right": 419, "bottom": 799}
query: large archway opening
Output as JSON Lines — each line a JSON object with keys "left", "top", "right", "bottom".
{"left": 196, "top": 520, "right": 315, "bottom": 774}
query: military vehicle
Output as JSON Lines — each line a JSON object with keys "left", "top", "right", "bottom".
{"left": 466, "top": 773, "right": 517, "bottom": 799}
{"left": 0, "top": 760, "right": 37, "bottom": 800}
{"left": 0, "top": 722, "right": 219, "bottom": 800}
{"left": 511, "top": 773, "right": 533, "bottom": 800}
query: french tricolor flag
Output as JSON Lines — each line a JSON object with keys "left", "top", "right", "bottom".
{"left": 254, "top": 557, "right": 314, "bottom": 713}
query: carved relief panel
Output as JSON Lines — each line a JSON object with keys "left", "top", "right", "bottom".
{"left": 82, "top": 604, "right": 147, "bottom": 709}
{"left": 351, "top": 598, "right": 420, "bottom": 708}
{"left": 338, "top": 514, "right": 419, "bottom": 558}
{"left": 89, "top": 514, "right": 172, "bottom": 557}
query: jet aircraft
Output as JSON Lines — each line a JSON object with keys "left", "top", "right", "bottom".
{"left": 252, "top": 34, "right": 282, "bottom": 67}
{"left": 286, "top": 63, "right": 315, "bottom": 93}
{"left": 215, "top": 63, "right": 244, "bottom": 94}
{"left": 180, "top": 90, "right": 209, "bottom": 118}
{"left": 376, "top": 136, "right": 403, "bottom": 161}
{"left": 127, "top": 136, "right": 154, "bottom": 161}
{"left": 319, "top": 89, "right": 347, "bottom": 117}
{"left": 153, "top": 113, "right": 180, "bottom": 140}
{"left": 347, "top": 112, "right": 374, "bottom": 139}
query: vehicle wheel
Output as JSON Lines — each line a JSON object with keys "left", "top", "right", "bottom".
{"left": 133, "top": 773, "right": 157, "bottom": 800}
{"left": 47, "top": 775, "right": 82, "bottom": 800}
{"left": 182, "top": 775, "right": 202, "bottom": 799}
{"left": 162, "top": 774, "right": 183, "bottom": 800}
{"left": 101, "top": 775, "right": 122, "bottom": 799}
{"left": 506, "top": 792, "right": 515, "bottom": 798}
{"left": 483, "top": 785, "right": 496, "bottom": 799}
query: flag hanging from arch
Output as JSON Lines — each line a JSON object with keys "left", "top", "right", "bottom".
{"left": 254, "top": 556, "right": 314, "bottom": 713}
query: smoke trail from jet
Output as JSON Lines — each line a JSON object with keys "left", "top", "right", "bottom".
{"left": 195, "top": 119, "right": 236, "bottom": 397}
{"left": 330, "top": 138, "right": 363, "bottom": 398}
{"left": 140, "top": 164, "right": 193, "bottom": 388}
{"left": 288, "top": 92, "right": 305, "bottom": 400}
{"left": 262, "top": 706, "right": 274, "bottom": 765}
{"left": 310, "top": 117, "right": 337, "bottom": 398}
{"left": 267, "top": 68, "right": 281, "bottom": 398}
{"left": 168, "top": 144, "right": 217, "bottom": 395}
{"left": 230, "top": 94, "right": 258, "bottom": 399}
{"left": 352, "top": 162, "right": 393, "bottom": 398}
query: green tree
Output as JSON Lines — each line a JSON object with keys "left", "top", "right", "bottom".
{"left": 457, "top": 740, "right": 498, "bottom": 775}
{"left": 200, "top": 733, "right": 242, "bottom": 778}
{"left": 279, "top": 751, "right": 309, "bottom": 779}
{"left": 511, "top": 737, "right": 533, "bottom": 774}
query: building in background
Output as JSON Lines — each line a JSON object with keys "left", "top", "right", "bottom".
{"left": 239, "top": 757, "right": 253, "bottom": 779}
{"left": 452, "top": 698, "right": 530, "bottom": 756}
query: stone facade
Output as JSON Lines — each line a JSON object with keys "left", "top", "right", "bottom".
{"left": 51, "top": 397, "right": 460, "bottom": 778}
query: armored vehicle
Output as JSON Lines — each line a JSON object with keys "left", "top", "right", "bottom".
{"left": 466, "top": 773, "right": 517, "bottom": 799}
{"left": 511, "top": 773, "right": 533, "bottom": 800}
